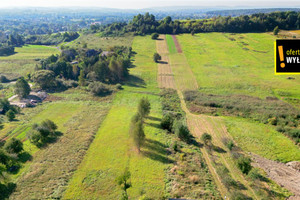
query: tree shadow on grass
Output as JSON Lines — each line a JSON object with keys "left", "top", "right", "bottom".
{"left": 187, "top": 136, "right": 203, "bottom": 148}
{"left": 212, "top": 144, "right": 227, "bottom": 153}
{"left": 124, "top": 75, "right": 146, "bottom": 88}
{"left": 145, "top": 122, "right": 161, "bottom": 129}
{"left": 146, "top": 116, "right": 161, "bottom": 122}
{"left": 158, "top": 61, "right": 168, "bottom": 64}
{"left": 263, "top": 187, "right": 286, "bottom": 199}
{"left": 141, "top": 150, "right": 174, "bottom": 164}
{"left": 142, "top": 138, "right": 174, "bottom": 164}
{"left": 234, "top": 181, "right": 247, "bottom": 190}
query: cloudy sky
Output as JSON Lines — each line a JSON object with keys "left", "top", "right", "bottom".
{"left": 0, "top": 0, "right": 299, "bottom": 9}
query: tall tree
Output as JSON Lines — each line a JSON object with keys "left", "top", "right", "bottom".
{"left": 15, "top": 77, "right": 31, "bottom": 99}
{"left": 78, "top": 70, "right": 86, "bottom": 86}
{"left": 273, "top": 26, "right": 279, "bottom": 35}
{"left": 132, "top": 120, "right": 145, "bottom": 153}
{"left": 4, "top": 138, "right": 23, "bottom": 154}
{"left": 32, "top": 70, "right": 55, "bottom": 89}
{"left": 138, "top": 97, "right": 151, "bottom": 118}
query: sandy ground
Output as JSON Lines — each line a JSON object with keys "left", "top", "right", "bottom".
{"left": 156, "top": 35, "right": 176, "bottom": 89}
{"left": 251, "top": 153, "right": 300, "bottom": 199}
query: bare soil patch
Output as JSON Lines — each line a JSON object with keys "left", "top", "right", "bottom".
{"left": 172, "top": 35, "right": 182, "bottom": 53}
{"left": 156, "top": 35, "right": 176, "bottom": 89}
{"left": 251, "top": 153, "right": 300, "bottom": 198}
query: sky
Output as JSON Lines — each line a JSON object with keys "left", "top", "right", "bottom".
{"left": 0, "top": 0, "right": 300, "bottom": 9}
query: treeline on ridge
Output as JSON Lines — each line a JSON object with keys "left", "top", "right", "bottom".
{"left": 91, "top": 11, "right": 300, "bottom": 36}
{"left": 0, "top": 32, "right": 79, "bottom": 56}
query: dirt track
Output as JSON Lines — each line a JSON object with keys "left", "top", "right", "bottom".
{"left": 171, "top": 35, "right": 182, "bottom": 53}
{"left": 156, "top": 34, "right": 300, "bottom": 199}
{"left": 156, "top": 35, "right": 176, "bottom": 89}
{"left": 251, "top": 153, "right": 300, "bottom": 199}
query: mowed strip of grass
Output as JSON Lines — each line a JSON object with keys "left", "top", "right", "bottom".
{"left": 177, "top": 33, "right": 300, "bottom": 99}
{"left": 63, "top": 36, "right": 170, "bottom": 200}
{"left": 168, "top": 53, "right": 198, "bottom": 91}
{"left": 9, "top": 91, "right": 113, "bottom": 199}
{"left": 166, "top": 34, "right": 177, "bottom": 54}
{"left": 0, "top": 45, "right": 59, "bottom": 60}
{"left": 225, "top": 117, "right": 300, "bottom": 163}
{"left": 66, "top": 33, "right": 134, "bottom": 50}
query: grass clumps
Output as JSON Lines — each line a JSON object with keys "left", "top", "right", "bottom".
{"left": 184, "top": 90, "right": 300, "bottom": 143}
{"left": 159, "top": 89, "right": 220, "bottom": 199}
{"left": 160, "top": 89, "right": 191, "bottom": 143}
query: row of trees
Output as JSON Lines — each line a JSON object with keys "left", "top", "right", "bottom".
{"left": 25, "top": 32, "right": 79, "bottom": 45}
{"left": 92, "top": 11, "right": 300, "bottom": 35}
{"left": 129, "top": 98, "right": 151, "bottom": 153}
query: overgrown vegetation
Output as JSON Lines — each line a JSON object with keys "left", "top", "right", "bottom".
{"left": 32, "top": 46, "right": 132, "bottom": 93}
{"left": 184, "top": 91, "right": 300, "bottom": 143}
{"left": 25, "top": 32, "right": 79, "bottom": 45}
{"left": 0, "top": 136, "right": 26, "bottom": 199}
{"left": 159, "top": 89, "right": 220, "bottom": 199}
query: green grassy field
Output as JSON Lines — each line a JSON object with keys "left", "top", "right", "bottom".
{"left": 176, "top": 33, "right": 300, "bottom": 162}
{"left": 63, "top": 36, "right": 170, "bottom": 200}
{"left": 225, "top": 117, "right": 300, "bottom": 163}
{"left": 166, "top": 35, "right": 177, "bottom": 54}
{"left": 65, "top": 33, "right": 134, "bottom": 50}
{"left": 9, "top": 89, "right": 113, "bottom": 199}
{"left": 0, "top": 45, "right": 59, "bottom": 61}
{"left": 0, "top": 45, "right": 59, "bottom": 80}
{"left": 177, "top": 33, "right": 300, "bottom": 99}
{"left": 165, "top": 33, "right": 299, "bottom": 199}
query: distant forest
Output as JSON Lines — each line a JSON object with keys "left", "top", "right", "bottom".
{"left": 0, "top": 7, "right": 300, "bottom": 36}
{"left": 92, "top": 11, "right": 300, "bottom": 36}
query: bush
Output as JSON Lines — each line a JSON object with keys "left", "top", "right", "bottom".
{"left": 237, "top": 156, "right": 252, "bottom": 174}
{"left": 247, "top": 168, "right": 265, "bottom": 181}
{"left": 6, "top": 110, "right": 15, "bottom": 121}
{"left": 153, "top": 53, "right": 161, "bottom": 63}
{"left": 0, "top": 75, "right": 9, "bottom": 83}
{"left": 160, "top": 113, "right": 174, "bottom": 132}
{"left": 116, "top": 83, "right": 123, "bottom": 90}
{"left": 287, "top": 129, "right": 300, "bottom": 139}
{"left": 273, "top": 26, "right": 279, "bottom": 35}
{"left": 222, "top": 138, "right": 234, "bottom": 150}
{"left": 4, "top": 138, "right": 23, "bottom": 154}
{"left": 173, "top": 119, "right": 191, "bottom": 142}
{"left": 88, "top": 82, "right": 112, "bottom": 96}
{"left": 201, "top": 133, "right": 212, "bottom": 145}
{"left": 61, "top": 79, "right": 78, "bottom": 88}
{"left": 32, "top": 70, "right": 56, "bottom": 89}
{"left": 138, "top": 97, "right": 151, "bottom": 118}
{"left": 151, "top": 33, "right": 159, "bottom": 40}
{"left": 27, "top": 119, "right": 58, "bottom": 147}
{"left": 223, "top": 176, "right": 238, "bottom": 188}
{"left": 15, "top": 77, "right": 31, "bottom": 98}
